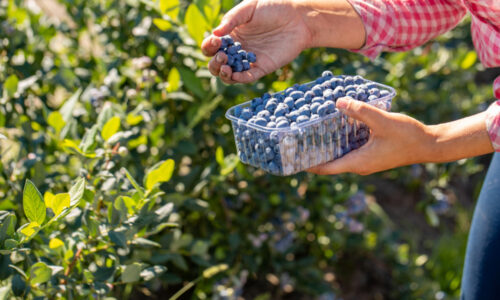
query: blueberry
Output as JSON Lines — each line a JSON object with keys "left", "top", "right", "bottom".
{"left": 265, "top": 100, "right": 278, "bottom": 113}
{"left": 369, "top": 88, "right": 380, "bottom": 97}
{"left": 297, "top": 115, "right": 310, "bottom": 123}
{"left": 241, "top": 108, "right": 252, "bottom": 120}
{"left": 233, "top": 42, "right": 242, "bottom": 51}
{"left": 267, "top": 121, "right": 277, "bottom": 128}
{"left": 277, "top": 120, "right": 289, "bottom": 128}
{"left": 344, "top": 76, "right": 354, "bottom": 86}
{"left": 265, "top": 147, "right": 275, "bottom": 161}
{"left": 242, "top": 60, "right": 250, "bottom": 70}
{"left": 221, "top": 35, "right": 234, "bottom": 47}
{"left": 356, "top": 91, "right": 368, "bottom": 101}
{"left": 346, "top": 90, "right": 357, "bottom": 98}
{"left": 317, "top": 104, "right": 328, "bottom": 117}
{"left": 274, "top": 103, "right": 289, "bottom": 117}
{"left": 315, "top": 77, "right": 326, "bottom": 84}
{"left": 226, "top": 53, "right": 235, "bottom": 66}
{"left": 275, "top": 116, "right": 288, "bottom": 124}
{"left": 333, "top": 86, "right": 345, "bottom": 99}
{"left": 247, "top": 51, "right": 256, "bottom": 63}
{"left": 345, "top": 85, "right": 357, "bottom": 93}
{"left": 323, "top": 89, "right": 333, "bottom": 101}
{"left": 312, "top": 86, "right": 323, "bottom": 97}
{"left": 304, "top": 91, "right": 314, "bottom": 102}
{"left": 255, "top": 104, "right": 265, "bottom": 112}
{"left": 257, "top": 110, "right": 271, "bottom": 120}
{"left": 269, "top": 115, "right": 276, "bottom": 122}
{"left": 270, "top": 131, "right": 280, "bottom": 143}
{"left": 322, "top": 70, "right": 334, "bottom": 78}
{"left": 312, "top": 97, "right": 324, "bottom": 104}
{"left": 294, "top": 98, "right": 307, "bottom": 109}
{"left": 330, "top": 78, "right": 343, "bottom": 89}
{"left": 311, "top": 102, "right": 321, "bottom": 114}
{"left": 251, "top": 97, "right": 263, "bottom": 108}
{"left": 233, "top": 61, "right": 243, "bottom": 72}
{"left": 324, "top": 100, "right": 336, "bottom": 113}
{"left": 284, "top": 97, "right": 294, "bottom": 110}
{"left": 353, "top": 75, "right": 364, "bottom": 85}
{"left": 227, "top": 45, "right": 238, "bottom": 55}
{"left": 238, "top": 50, "right": 247, "bottom": 60}
{"left": 290, "top": 91, "right": 304, "bottom": 100}
{"left": 299, "top": 106, "right": 311, "bottom": 117}
{"left": 310, "top": 114, "right": 320, "bottom": 120}
{"left": 287, "top": 111, "right": 299, "bottom": 122}
{"left": 254, "top": 117, "right": 267, "bottom": 126}
{"left": 262, "top": 93, "right": 271, "bottom": 100}
{"left": 268, "top": 161, "right": 279, "bottom": 173}
{"left": 234, "top": 106, "right": 242, "bottom": 117}
{"left": 368, "top": 95, "right": 378, "bottom": 102}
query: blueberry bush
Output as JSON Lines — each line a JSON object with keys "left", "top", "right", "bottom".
{"left": 0, "top": 0, "right": 495, "bottom": 299}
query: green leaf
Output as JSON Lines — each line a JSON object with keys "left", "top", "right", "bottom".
{"left": 61, "top": 139, "right": 96, "bottom": 158}
{"left": 178, "top": 67, "right": 205, "bottom": 99}
{"left": 132, "top": 237, "right": 161, "bottom": 248}
{"left": 159, "top": 0, "right": 179, "bottom": 21}
{"left": 4, "top": 74, "right": 18, "bottom": 98}
{"left": 60, "top": 88, "right": 82, "bottom": 122}
{"left": 45, "top": 192, "right": 70, "bottom": 216}
{"left": 145, "top": 159, "right": 175, "bottom": 191}
{"left": 80, "top": 125, "right": 98, "bottom": 152}
{"left": 47, "top": 111, "right": 65, "bottom": 134}
{"left": 29, "top": 262, "right": 52, "bottom": 285}
{"left": 23, "top": 180, "right": 45, "bottom": 225}
{"left": 215, "top": 146, "right": 224, "bottom": 166}
{"left": 185, "top": 4, "right": 208, "bottom": 46}
{"left": 109, "top": 229, "right": 127, "bottom": 248}
{"left": 122, "top": 167, "right": 145, "bottom": 197}
{"left": 201, "top": 0, "right": 220, "bottom": 26}
{"left": 126, "top": 113, "right": 143, "bottom": 126}
{"left": 221, "top": 154, "right": 239, "bottom": 176}
{"left": 153, "top": 18, "right": 172, "bottom": 31}
{"left": 101, "top": 116, "right": 121, "bottom": 142}
{"left": 461, "top": 51, "right": 477, "bottom": 69}
{"left": 69, "top": 178, "right": 86, "bottom": 206}
{"left": 0, "top": 212, "right": 16, "bottom": 244}
{"left": 121, "top": 263, "right": 142, "bottom": 283}
{"left": 167, "top": 67, "right": 181, "bottom": 93}
{"left": 19, "top": 221, "right": 40, "bottom": 238}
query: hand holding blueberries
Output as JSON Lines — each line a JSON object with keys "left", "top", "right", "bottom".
{"left": 201, "top": 0, "right": 312, "bottom": 84}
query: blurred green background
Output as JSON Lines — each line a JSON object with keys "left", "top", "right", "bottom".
{"left": 0, "top": 0, "right": 498, "bottom": 299}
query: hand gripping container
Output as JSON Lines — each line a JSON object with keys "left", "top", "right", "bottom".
{"left": 225, "top": 79, "right": 396, "bottom": 176}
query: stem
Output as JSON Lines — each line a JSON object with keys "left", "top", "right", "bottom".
{"left": 169, "top": 277, "right": 202, "bottom": 300}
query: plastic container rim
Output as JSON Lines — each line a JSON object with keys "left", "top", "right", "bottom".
{"left": 225, "top": 80, "right": 396, "bottom": 133}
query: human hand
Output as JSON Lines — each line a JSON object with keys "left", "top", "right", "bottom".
{"left": 307, "top": 97, "right": 433, "bottom": 175}
{"left": 307, "top": 97, "right": 494, "bottom": 176}
{"left": 201, "top": 0, "right": 312, "bottom": 84}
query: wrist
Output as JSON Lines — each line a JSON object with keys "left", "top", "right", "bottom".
{"left": 295, "top": 0, "right": 365, "bottom": 49}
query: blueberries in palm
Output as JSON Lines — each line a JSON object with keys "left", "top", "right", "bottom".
{"left": 218, "top": 35, "right": 256, "bottom": 72}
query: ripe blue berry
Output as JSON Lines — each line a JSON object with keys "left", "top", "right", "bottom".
{"left": 297, "top": 115, "right": 310, "bottom": 123}
{"left": 284, "top": 97, "right": 294, "bottom": 110}
{"left": 247, "top": 52, "right": 256, "bottom": 63}
{"left": 294, "top": 98, "right": 306, "bottom": 109}
{"left": 322, "top": 70, "right": 334, "bottom": 78}
{"left": 241, "top": 108, "right": 252, "bottom": 120}
{"left": 311, "top": 102, "right": 321, "bottom": 114}
{"left": 368, "top": 95, "right": 378, "bottom": 102}
{"left": 242, "top": 60, "right": 250, "bottom": 71}
{"left": 277, "top": 120, "right": 289, "bottom": 128}
{"left": 290, "top": 91, "right": 304, "bottom": 100}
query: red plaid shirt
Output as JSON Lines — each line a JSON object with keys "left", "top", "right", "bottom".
{"left": 347, "top": 0, "right": 500, "bottom": 151}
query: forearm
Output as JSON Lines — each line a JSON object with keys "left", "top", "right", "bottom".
{"left": 295, "top": 0, "right": 365, "bottom": 49}
{"left": 425, "top": 112, "right": 494, "bottom": 163}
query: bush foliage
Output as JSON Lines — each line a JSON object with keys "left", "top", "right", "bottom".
{"left": 0, "top": 0, "right": 494, "bottom": 299}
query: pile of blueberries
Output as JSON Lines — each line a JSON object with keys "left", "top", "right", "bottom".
{"left": 228, "top": 72, "right": 394, "bottom": 175}
{"left": 218, "top": 35, "right": 256, "bottom": 72}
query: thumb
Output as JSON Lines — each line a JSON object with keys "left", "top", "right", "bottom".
{"left": 336, "top": 97, "right": 387, "bottom": 130}
{"left": 213, "top": 0, "right": 256, "bottom": 36}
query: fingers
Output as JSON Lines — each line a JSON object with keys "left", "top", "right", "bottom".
{"left": 336, "top": 97, "right": 387, "bottom": 130}
{"left": 201, "top": 35, "right": 222, "bottom": 57}
{"left": 208, "top": 51, "right": 227, "bottom": 76}
{"left": 306, "top": 146, "right": 372, "bottom": 175}
{"left": 213, "top": 0, "right": 256, "bottom": 36}
{"left": 219, "top": 65, "right": 237, "bottom": 84}
{"left": 232, "top": 66, "right": 266, "bottom": 83}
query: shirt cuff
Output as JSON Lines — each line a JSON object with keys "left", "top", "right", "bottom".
{"left": 486, "top": 79, "right": 500, "bottom": 152}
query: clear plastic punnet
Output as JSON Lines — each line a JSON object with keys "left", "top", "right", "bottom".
{"left": 225, "top": 77, "right": 396, "bottom": 176}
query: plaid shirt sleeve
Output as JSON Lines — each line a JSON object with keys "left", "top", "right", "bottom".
{"left": 346, "top": 0, "right": 500, "bottom": 151}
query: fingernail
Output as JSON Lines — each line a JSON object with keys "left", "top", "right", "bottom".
{"left": 336, "top": 98, "right": 348, "bottom": 109}
{"left": 216, "top": 52, "right": 224, "bottom": 63}
{"left": 221, "top": 71, "right": 227, "bottom": 77}
{"left": 211, "top": 38, "right": 218, "bottom": 47}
